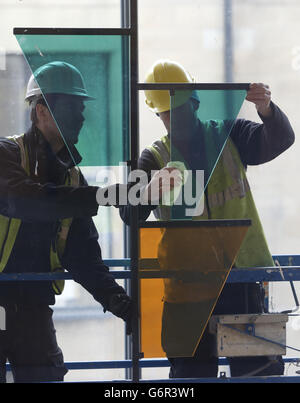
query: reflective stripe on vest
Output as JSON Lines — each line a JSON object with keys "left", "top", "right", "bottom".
{"left": 147, "top": 122, "right": 274, "bottom": 302}
{"left": 0, "top": 134, "right": 80, "bottom": 295}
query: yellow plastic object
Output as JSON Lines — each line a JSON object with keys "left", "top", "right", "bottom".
{"left": 139, "top": 222, "right": 249, "bottom": 358}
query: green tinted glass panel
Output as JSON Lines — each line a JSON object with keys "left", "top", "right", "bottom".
{"left": 169, "top": 88, "right": 246, "bottom": 219}
{"left": 15, "top": 34, "right": 129, "bottom": 166}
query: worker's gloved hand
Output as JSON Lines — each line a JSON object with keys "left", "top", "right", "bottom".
{"left": 162, "top": 161, "right": 187, "bottom": 206}
{"left": 141, "top": 165, "right": 183, "bottom": 205}
{"left": 107, "top": 293, "right": 133, "bottom": 335}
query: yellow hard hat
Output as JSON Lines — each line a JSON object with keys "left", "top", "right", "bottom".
{"left": 144, "top": 59, "right": 194, "bottom": 113}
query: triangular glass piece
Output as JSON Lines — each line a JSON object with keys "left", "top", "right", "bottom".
{"left": 169, "top": 87, "right": 247, "bottom": 219}
{"left": 139, "top": 220, "right": 250, "bottom": 358}
{"left": 15, "top": 32, "right": 129, "bottom": 166}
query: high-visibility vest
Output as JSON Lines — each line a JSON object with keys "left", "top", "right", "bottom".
{"left": 0, "top": 134, "right": 80, "bottom": 295}
{"left": 147, "top": 120, "right": 274, "bottom": 302}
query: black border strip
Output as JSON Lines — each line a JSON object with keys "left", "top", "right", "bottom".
{"left": 138, "top": 83, "right": 250, "bottom": 90}
{"left": 139, "top": 219, "right": 251, "bottom": 228}
{"left": 13, "top": 27, "right": 131, "bottom": 36}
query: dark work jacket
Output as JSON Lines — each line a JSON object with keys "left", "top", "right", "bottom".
{"left": 0, "top": 126, "right": 126, "bottom": 307}
{"left": 119, "top": 102, "right": 295, "bottom": 225}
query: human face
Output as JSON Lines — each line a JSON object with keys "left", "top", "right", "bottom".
{"left": 158, "top": 99, "right": 198, "bottom": 137}
{"left": 158, "top": 110, "right": 171, "bottom": 133}
{"left": 36, "top": 95, "right": 86, "bottom": 153}
{"left": 50, "top": 95, "right": 86, "bottom": 147}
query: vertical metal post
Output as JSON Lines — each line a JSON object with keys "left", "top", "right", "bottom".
{"left": 224, "top": 0, "right": 233, "bottom": 83}
{"left": 121, "top": 0, "right": 132, "bottom": 381}
{"left": 129, "top": 0, "right": 141, "bottom": 383}
{"left": 121, "top": 0, "right": 130, "bottom": 28}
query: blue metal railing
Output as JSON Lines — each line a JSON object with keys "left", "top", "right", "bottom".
{"left": 1, "top": 255, "right": 300, "bottom": 381}
{"left": 1, "top": 255, "right": 300, "bottom": 282}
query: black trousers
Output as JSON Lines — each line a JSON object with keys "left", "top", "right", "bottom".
{"left": 0, "top": 304, "right": 67, "bottom": 383}
{"left": 165, "top": 283, "right": 284, "bottom": 378}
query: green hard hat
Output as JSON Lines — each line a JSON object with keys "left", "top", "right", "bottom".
{"left": 25, "top": 61, "right": 94, "bottom": 101}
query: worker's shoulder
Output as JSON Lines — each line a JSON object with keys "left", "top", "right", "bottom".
{"left": 0, "top": 136, "right": 21, "bottom": 158}
{"left": 138, "top": 146, "right": 160, "bottom": 171}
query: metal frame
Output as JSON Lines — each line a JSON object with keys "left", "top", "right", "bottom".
{"left": 1, "top": 257, "right": 300, "bottom": 382}
{"left": 138, "top": 83, "right": 250, "bottom": 90}
{"left": 1, "top": 257, "right": 300, "bottom": 282}
{"left": 13, "top": 28, "right": 131, "bottom": 35}
{"left": 139, "top": 219, "right": 251, "bottom": 228}
{"left": 126, "top": 0, "right": 141, "bottom": 383}
{"left": 121, "top": 0, "right": 132, "bottom": 381}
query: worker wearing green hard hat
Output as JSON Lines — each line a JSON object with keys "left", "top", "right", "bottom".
{"left": 25, "top": 61, "right": 95, "bottom": 155}
{"left": 0, "top": 61, "right": 132, "bottom": 383}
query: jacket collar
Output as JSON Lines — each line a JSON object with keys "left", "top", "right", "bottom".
{"left": 26, "top": 125, "right": 82, "bottom": 169}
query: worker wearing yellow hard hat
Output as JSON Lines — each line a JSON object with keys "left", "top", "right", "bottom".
{"left": 120, "top": 59, "right": 295, "bottom": 378}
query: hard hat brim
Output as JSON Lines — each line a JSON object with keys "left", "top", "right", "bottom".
{"left": 25, "top": 91, "right": 96, "bottom": 102}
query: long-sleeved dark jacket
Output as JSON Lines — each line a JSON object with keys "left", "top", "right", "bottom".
{"left": 120, "top": 102, "right": 295, "bottom": 225}
{"left": 0, "top": 126, "right": 126, "bottom": 307}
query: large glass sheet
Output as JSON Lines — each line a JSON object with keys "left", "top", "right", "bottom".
{"left": 15, "top": 32, "right": 129, "bottom": 166}
{"left": 139, "top": 221, "right": 250, "bottom": 358}
{"left": 9, "top": 30, "right": 130, "bottom": 382}
{"left": 169, "top": 88, "right": 246, "bottom": 219}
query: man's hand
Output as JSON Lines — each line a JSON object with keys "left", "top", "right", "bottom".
{"left": 141, "top": 167, "right": 183, "bottom": 205}
{"left": 246, "top": 83, "right": 272, "bottom": 118}
{"left": 107, "top": 293, "right": 133, "bottom": 335}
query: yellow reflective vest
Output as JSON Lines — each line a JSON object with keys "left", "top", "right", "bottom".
{"left": 0, "top": 134, "right": 80, "bottom": 295}
{"left": 147, "top": 121, "right": 274, "bottom": 302}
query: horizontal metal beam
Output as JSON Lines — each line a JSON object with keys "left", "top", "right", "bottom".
{"left": 137, "top": 376, "right": 300, "bottom": 383}
{"left": 5, "top": 357, "right": 299, "bottom": 371}
{"left": 137, "top": 83, "right": 250, "bottom": 91}
{"left": 13, "top": 27, "right": 131, "bottom": 36}
{"left": 228, "top": 266, "right": 300, "bottom": 282}
{"left": 139, "top": 219, "right": 251, "bottom": 228}
{"left": 1, "top": 263, "right": 300, "bottom": 282}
